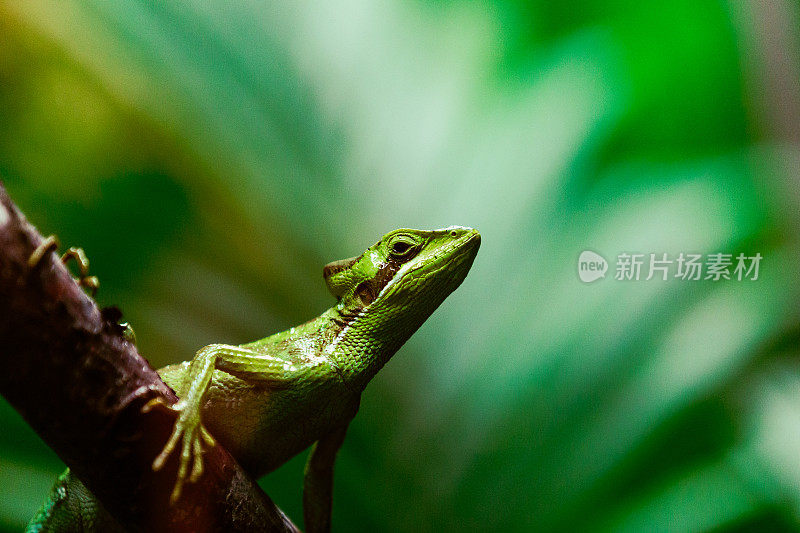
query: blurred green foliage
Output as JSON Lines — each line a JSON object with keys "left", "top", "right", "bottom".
{"left": 1, "top": 1, "right": 800, "bottom": 531}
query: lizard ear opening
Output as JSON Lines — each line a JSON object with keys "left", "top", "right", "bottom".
{"left": 323, "top": 256, "right": 359, "bottom": 299}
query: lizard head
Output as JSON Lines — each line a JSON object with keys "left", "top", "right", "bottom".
{"left": 323, "top": 226, "right": 480, "bottom": 319}
{"left": 322, "top": 226, "right": 480, "bottom": 387}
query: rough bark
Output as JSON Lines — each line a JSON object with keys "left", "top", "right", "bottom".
{"left": 0, "top": 182, "right": 299, "bottom": 532}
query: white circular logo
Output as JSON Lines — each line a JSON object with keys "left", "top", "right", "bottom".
{"left": 578, "top": 251, "right": 607, "bottom": 283}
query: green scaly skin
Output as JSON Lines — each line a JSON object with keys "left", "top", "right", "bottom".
{"left": 26, "top": 226, "right": 481, "bottom": 532}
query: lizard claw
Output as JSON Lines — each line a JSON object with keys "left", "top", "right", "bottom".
{"left": 28, "top": 235, "right": 60, "bottom": 269}
{"left": 141, "top": 397, "right": 170, "bottom": 414}
{"left": 61, "top": 247, "right": 99, "bottom": 297}
{"left": 142, "top": 398, "right": 215, "bottom": 503}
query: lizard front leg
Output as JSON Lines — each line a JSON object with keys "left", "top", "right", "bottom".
{"left": 147, "top": 343, "right": 320, "bottom": 502}
{"left": 303, "top": 425, "right": 349, "bottom": 533}
{"left": 143, "top": 344, "right": 224, "bottom": 503}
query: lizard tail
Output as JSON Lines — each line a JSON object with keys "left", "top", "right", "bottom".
{"left": 25, "top": 469, "right": 124, "bottom": 533}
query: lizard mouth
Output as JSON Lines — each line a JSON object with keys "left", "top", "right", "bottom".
{"left": 418, "top": 229, "right": 480, "bottom": 273}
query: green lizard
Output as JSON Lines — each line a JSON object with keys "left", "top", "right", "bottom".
{"left": 26, "top": 226, "right": 481, "bottom": 532}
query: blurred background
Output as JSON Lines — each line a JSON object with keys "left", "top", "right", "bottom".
{"left": 1, "top": 0, "right": 800, "bottom": 531}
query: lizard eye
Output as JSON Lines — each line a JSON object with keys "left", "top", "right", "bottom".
{"left": 389, "top": 239, "right": 415, "bottom": 258}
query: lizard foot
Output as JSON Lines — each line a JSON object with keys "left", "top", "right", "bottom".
{"left": 142, "top": 398, "right": 216, "bottom": 503}
{"left": 27, "top": 236, "right": 100, "bottom": 297}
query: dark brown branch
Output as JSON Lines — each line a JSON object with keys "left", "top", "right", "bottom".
{"left": 0, "top": 182, "right": 299, "bottom": 532}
